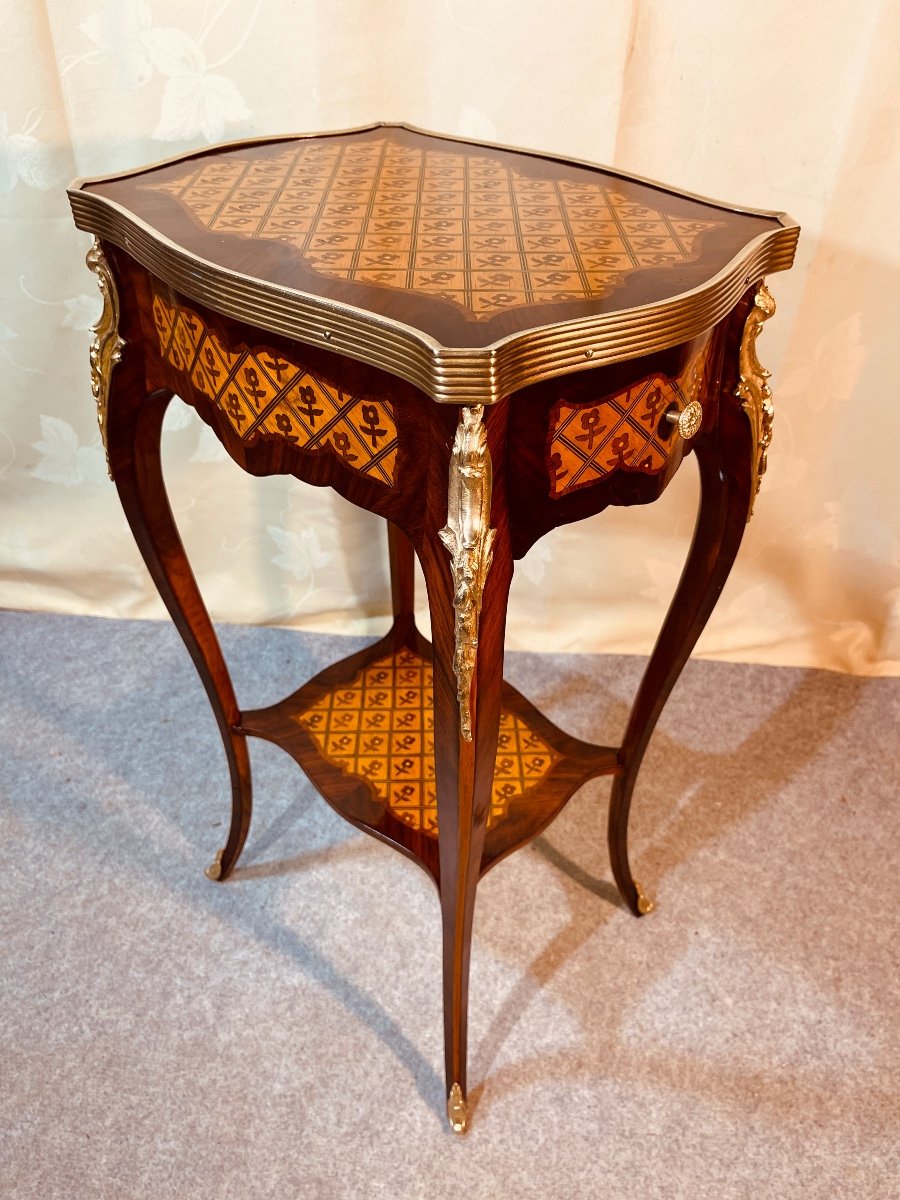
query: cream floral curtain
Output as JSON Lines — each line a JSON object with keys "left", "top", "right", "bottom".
{"left": 2, "top": 0, "right": 898, "bottom": 675}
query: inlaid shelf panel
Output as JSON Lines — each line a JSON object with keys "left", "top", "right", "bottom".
{"left": 240, "top": 624, "right": 619, "bottom": 882}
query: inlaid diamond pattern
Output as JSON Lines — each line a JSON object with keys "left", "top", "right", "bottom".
{"left": 141, "top": 137, "right": 723, "bottom": 319}
{"left": 548, "top": 342, "right": 712, "bottom": 497}
{"left": 296, "top": 647, "right": 560, "bottom": 836}
{"left": 150, "top": 289, "right": 397, "bottom": 485}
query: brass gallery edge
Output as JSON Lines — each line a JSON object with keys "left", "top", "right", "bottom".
{"left": 68, "top": 125, "right": 798, "bottom": 406}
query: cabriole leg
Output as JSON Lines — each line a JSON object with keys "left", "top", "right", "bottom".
{"left": 90, "top": 238, "right": 253, "bottom": 882}
{"left": 419, "top": 403, "right": 512, "bottom": 1132}
{"left": 387, "top": 520, "right": 415, "bottom": 629}
{"left": 107, "top": 381, "right": 253, "bottom": 881}
{"left": 609, "top": 284, "right": 776, "bottom": 916}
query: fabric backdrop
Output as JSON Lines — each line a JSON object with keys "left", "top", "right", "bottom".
{"left": 2, "top": 0, "right": 898, "bottom": 675}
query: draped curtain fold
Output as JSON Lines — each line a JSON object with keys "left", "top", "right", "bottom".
{"left": 2, "top": 0, "right": 897, "bottom": 675}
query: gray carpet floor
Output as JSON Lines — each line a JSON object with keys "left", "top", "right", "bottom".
{"left": 1, "top": 610, "right": 898, "bottom": 1199}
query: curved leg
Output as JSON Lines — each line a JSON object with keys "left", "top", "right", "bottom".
{"left": 106, "top": 357, "right": 252, "bottom": 881}
{"left": 387, "top": 520, "right": 415, "bottom": 631}
{"left": 417, "top": 403, "right": 512, "bottom": 1132}
{"left": 419, "top": 530, "right": 512, "bottom": 1131}
{"left": 609, "top": 403, "right": 754, "bottom": 916}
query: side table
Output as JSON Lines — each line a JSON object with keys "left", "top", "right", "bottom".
{"left": 68, "top": 124, "right": 798, "bottom": 1132}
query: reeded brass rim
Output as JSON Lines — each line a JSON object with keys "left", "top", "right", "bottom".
{"left": 68, "top": 123, "right": 799, "bottom": 404}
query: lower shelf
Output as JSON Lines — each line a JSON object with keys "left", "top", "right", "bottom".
{"left": 240, "top": 624, "right": 618, "bottom": 882}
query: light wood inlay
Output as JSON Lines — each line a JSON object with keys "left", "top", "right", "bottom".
{"left": 547, "top": 343, "right": 712, "bottom": 497}
{"left": 295, "top": 646, "right": 560, "bottom": 835}
{"left": 151, "top": 289, "right": 398, "bottom": 485}
{"left": 142, "top": 137, "right": 722, "bottom": 319}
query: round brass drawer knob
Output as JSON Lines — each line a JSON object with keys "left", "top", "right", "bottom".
{"left": 666, "top": 399, "right": 703, "bottom": 440}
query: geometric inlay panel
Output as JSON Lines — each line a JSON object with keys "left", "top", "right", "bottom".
{"left": 547, "top": 342, "right": 712, "bottom": 497}
{"left": 150, "top": 289, "right": 397, "bottom": 486}
{"left": 295, "top": 647, "right": 559, "bottom": 836}
{"left": 141, "top": 137, "right": 723, "bottom": 320}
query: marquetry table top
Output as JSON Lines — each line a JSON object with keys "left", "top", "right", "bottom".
{"left": 70, "top": 123, "right": 798, "bottom": 401}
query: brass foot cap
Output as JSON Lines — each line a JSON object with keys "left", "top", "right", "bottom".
{"left": 447, "top": 1083, "right": 468, "bottom": 1134}
{"left": 634, "top": 879, "right": 656, "bottom": 915}
{"left": 205, "top": 849, "right": 224, "bottom": 881}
